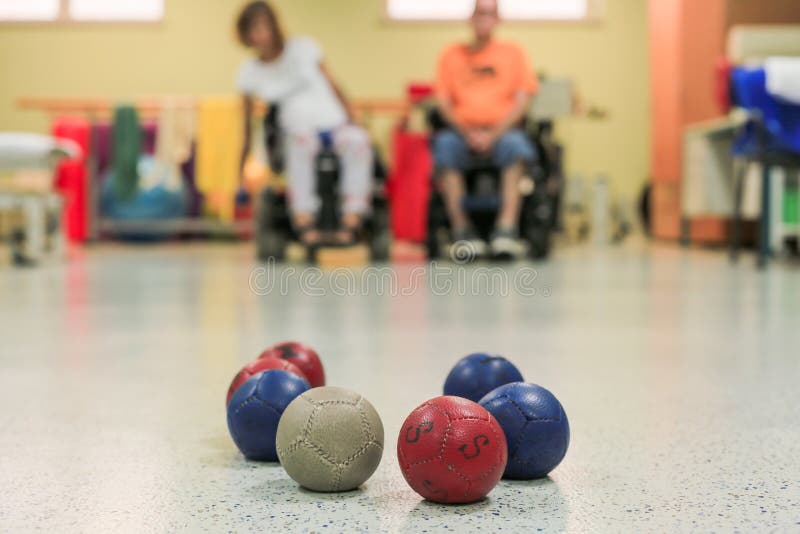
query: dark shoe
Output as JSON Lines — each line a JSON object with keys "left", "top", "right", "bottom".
{"left": 490, "top": 227, "right": 524, "bottom": 260}
{"left": 296, "top": 225, "right": 322, "bottom": 247}
{"left": 449, "top": 229, "right": 487, "bottom": 263}
{"left": 330, "top": 226, "right": 360, "bottom": 248}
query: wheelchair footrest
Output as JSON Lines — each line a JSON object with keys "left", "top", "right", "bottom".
{"left": 462, "top": 196, "right": 501, "bottom": 212}
{"left": 315, "top": 245, "right": 370, "bottom": 268}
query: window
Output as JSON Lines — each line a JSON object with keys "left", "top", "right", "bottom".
{"left": 68, "top": 0, "right": 163, "bottom": 22}
{"left": 386, "top": 0, "right": 601, "bottom": 21}
{"left": 0, "top": 0, "right": 60, "bottom": 21}
{"left": 0, "top": 0, "right": 163, "bottom": 22}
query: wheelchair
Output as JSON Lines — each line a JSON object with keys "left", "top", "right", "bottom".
{"left": 255, "top": 105, "right": 391, "bottom": 262}
{"left": 426, "top": 111, "right": 562, "bottom": 260}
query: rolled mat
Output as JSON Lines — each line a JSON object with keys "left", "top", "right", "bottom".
{"left": 387, "top": 127, "right": 432, "bottom": 242}
{"left": 52, "top": 116, "right": 91, "bottom": 242}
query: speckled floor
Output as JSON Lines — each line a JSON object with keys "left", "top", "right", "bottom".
{"left": 1, "top": 242, "right": 798, "bottom": 533}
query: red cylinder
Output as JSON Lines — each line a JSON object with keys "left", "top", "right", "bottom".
{"left": 52, "top": 116, "right": 91, "bottom": 242}
{"left": 387, "top": 128, "right": 432, "bottom": 243}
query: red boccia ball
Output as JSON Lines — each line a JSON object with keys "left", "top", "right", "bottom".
{"left": 397, "top": 396, "right": 508, "bottom": 504}
{"left": 226, "top": 358, "right": 307, "bottom": 405}
{"left": 259, "top": 341, "right": 325, "bottom": 388}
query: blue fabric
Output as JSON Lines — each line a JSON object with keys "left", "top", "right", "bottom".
{"left": 101, "top": 183, "right": 187, "bottom": 221}
{"left": 100, "top": 156, "right": 189, "bottom": 239}
{"left": 479, "top": 382, "right": 570, "bottom": 480}
{"left": 433, "top": 129, "right": 537, "bottom": 173}
{"left": 318, "top": 130, "right": 335, "bottom": 150}
{"left": 731, "top": 67, "right": 800, "bottom": 156}
{"left": 226, "top": 370, "right": 310, "bottom": 462}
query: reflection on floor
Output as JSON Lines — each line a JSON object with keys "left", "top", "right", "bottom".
{"left": 0, "top": 242, "right": 798, "bottom": 532}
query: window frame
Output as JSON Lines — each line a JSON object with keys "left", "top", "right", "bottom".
{"left": 0, "top": 0, "right": 164, "bottom": 25}
{"left": 383, "top": 0, "right": 605, "bottom": 24}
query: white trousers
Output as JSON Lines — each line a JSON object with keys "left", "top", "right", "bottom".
{"left": 285, "top": 125, "right": 373, "bottom": 216}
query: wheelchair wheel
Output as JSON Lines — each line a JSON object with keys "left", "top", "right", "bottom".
{"left": 368, "top": 200, "right": 391, "bottom": 262}
{"left": 256, "top": 188, "right": 289, "bottom": 262}
{"left": 370, "top": 229, "right": 391, "bottom": 262}
{"left": 426, "top": 193, "right": 448, "bottom": 260}
{"left": 257, "top": 231, "right": 288, "bottom": 262}
{"left": 522, "top": 188, "right": 553, "bottom": 261}
{"left": 526, "top": 225, "right": 551, "bottom": 260}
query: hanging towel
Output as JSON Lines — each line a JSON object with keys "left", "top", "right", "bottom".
{"left": 765, "top": 57, "right": 800, "bottom": 104}
{"left": 147, "top": 98, "right": 196, "bottom": 192}
{"left": 196, "top": 96, "right": 243, "bottom": 223}
{"left": 111, "top": 105, "right": 143, "bottom": 201}
{"left": 95, "top": 121, "right": 158, "bottom": 178}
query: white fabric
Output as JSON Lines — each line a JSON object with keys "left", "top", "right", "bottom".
{"left": 728, "top": 25, "right": 800, "bottom": 63}
{"left": 0, "top": 133, "right": 81, "bottom": 169}
{"left": 681, "top": 119, "right": 737, "bottom": 218}
{"left": 285, "top": 125, "right": 372, "bottom": 216}
{"left": 741, "top": 163, "right": 762, "bottom": 220}
{"left": 148, "top": 100, "right": 196, "bottom": 191}
{"left": 237, "top": 37, "right": 348, "bottom": 133}
{"left": 765, "top": 57, "right": 800, "bottom": 104}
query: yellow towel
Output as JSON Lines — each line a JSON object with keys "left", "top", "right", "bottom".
{"left": 196, "top": 96, "right": 243, "bottom": 222}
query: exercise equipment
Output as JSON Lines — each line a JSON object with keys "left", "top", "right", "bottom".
{"left": 52, "top": 116, "right": 91, "bottom": 242}
{"left": 276, "top": 387, "right": 384, "bottom": 492}
{"left": 479, "top": 382, "right": 569, "bottom": 480}
{"left": 100, "top": 156, "right": 189, "bottom": 239}
{"left": 259, "top": 341, "right": 325, "bottom": 388}
{"left": 226, "top": 370, "right": 310, "bottom": 462}
{"left": 387, "top": 128, "right": 432, "bottom": 243}
{"left": 0, "top": 133, "right": 78, "bottom": 266}
{"left": 443, "top": 353, "right": 524, "bottom": 403}
{"left": 226, "top": 357, "right": 307, "bottom": 405}
{"left": 397, "top": 396, "right": 507, "bottom": 504}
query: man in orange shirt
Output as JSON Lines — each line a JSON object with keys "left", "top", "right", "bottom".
{"left": 434, "top": 0, "right": 539, "bottom": 259}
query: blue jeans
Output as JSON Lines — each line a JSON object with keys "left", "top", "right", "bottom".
{"left": 432, "top": 129, "right": 537, "bottom": 173}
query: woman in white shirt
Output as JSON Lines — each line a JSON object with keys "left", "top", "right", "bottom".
{"left": 236, "top": 1, "right": 372, "bottom": 245}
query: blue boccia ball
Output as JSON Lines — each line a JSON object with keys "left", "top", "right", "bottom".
{"left": 443, "top": 353, "right": 524, "bottom": 402}
{"left": 226, "top": 369, "right": 310, "bottom": 461}
{"left": 479, "top": 383, "right": 569, "bottom": 479}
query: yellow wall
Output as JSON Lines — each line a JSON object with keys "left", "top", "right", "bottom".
{"left": 0, "top": 0, "right": 650, "bottom": 197}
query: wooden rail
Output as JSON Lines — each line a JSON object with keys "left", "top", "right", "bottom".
{"left": 17, "top": 97, "right": 410, "bottom": 118}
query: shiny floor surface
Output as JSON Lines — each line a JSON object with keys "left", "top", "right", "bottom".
{"left": 1, "top": 242, "right": 798, "bottom": 533}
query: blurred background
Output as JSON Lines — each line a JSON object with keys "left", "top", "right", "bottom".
{"left": 2, "top": 3, "right": 800, "bottom": 531}
{"left": 1, "top": 0, "right": 799, "bottom": 265}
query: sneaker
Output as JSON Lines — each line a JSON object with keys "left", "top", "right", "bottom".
{"left": 490, "top": 227, "right": 525, "bottom": 260}
{"left": 450, "top": 229, "right": 488, "bottom": 263}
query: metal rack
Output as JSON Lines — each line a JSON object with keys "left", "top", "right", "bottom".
{"left": 17, "top": 96, "right": 408, "bottom": 241}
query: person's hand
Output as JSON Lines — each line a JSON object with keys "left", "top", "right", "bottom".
{"left": 483, "top": 129, "right": 502, "bottom": 152}
{"left": 346, "top": 108, "right": 362, "bottom": 126}
{"left": 464, "top": 128, "right": 480, "bottom": 151}
{"left": 464, "top": 128, "right": 494, "bottom": 154}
